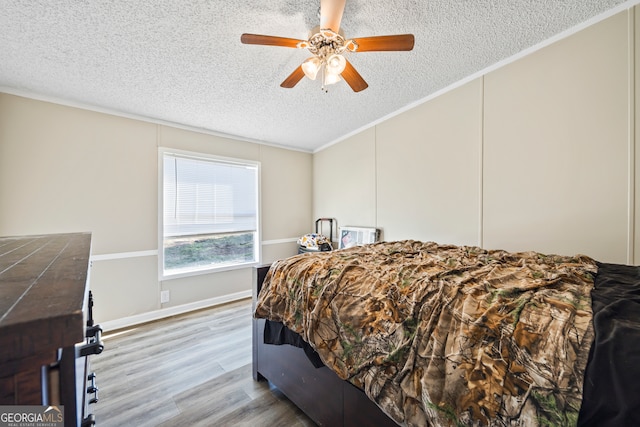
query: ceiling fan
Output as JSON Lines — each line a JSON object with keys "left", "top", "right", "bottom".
{"left": 240, "top": 0, "right": 414, "bottom": 92}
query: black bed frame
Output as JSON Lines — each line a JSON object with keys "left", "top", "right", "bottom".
{"left": 252, "top": 265, "right": 398, "bottom": 426}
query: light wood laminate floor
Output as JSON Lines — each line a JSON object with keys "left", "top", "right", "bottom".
{"left": 92, "top": 298, "right": 316, "bottom": 426}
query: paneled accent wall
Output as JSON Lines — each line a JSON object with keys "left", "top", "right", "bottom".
{"left": 314, "top": 9, "right": 635, "bottom": 265}
{"left": 482, "top": 10, "right": 630, "bottom": 262}
{"left": 312, "top": 127, "right": 377, "bottom": 229}
{"left": 376, "top": 79, "right": 482, "bottom": 247}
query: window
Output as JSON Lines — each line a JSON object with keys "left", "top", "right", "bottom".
{"left": 159, "top": 149, "right": 259, "bottom": 278}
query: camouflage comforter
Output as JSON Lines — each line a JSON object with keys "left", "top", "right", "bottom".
{"left": 254, "top": 240, "right": 598, "bottom": 426}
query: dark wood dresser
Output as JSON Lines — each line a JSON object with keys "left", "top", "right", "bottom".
{"left": 0, "top": 232, "right": 102, "bottom": 427}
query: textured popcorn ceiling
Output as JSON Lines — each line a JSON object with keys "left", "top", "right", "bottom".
{"left": 0, "top": 0, "right": 635, "bottom": 152}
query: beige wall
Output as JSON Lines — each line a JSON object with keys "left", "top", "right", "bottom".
{"left": 0, "top": 94, "right": 312, "bottom": 325}
{"left": 314, "top": 9, "right": 635, "bottom": 265}
{"left": 376, "top": 79, "right": 483, "bottom": 246}
{"left": 483, "top": 11, "right": 630, "bottom": 261}
{"left": 635, "top": 6, "right": 640, "bottom": 265}
{"left": 0, "top": 96, "right": 158, "bottom": 254}
{"left": 312, "top": 127, "right": 377, "bottom": 235}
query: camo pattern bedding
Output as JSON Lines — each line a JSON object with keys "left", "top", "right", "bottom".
{"left": 254, "top": 240, "right": 598, "bottom": 426}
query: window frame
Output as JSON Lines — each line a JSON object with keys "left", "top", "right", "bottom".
{"left": 158, "top": 147, "right": 261, "bottom": 280}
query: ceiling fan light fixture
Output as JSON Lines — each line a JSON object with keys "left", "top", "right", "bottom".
{"left": 302, "top": 56, "right": 321, "bottom": 80}
{"left": 241, "top": 0, "right": 414, "bottom": 92}
{"left": 326, "top": 54, "right": 346, "bottom": 75}
{"left": 323, "top": 68, "right": 341, "bottom": 86}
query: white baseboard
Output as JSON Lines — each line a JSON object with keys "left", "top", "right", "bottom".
{"left": 99, "top": 290, "right": 252, "bottom": 332}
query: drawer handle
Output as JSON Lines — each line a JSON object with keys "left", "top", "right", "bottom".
{"left": 80, "top": 327, "right": 104, "bottom": 356}
{"left": 86, "top": 325, "right": 102, "bottom": 339}
{"left": 87, "top": 372, "right": 99, "bottom": 404}
{"left": 82, "top": 413, "right": 96, "bottom": 427}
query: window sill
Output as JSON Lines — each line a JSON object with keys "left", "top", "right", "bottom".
{"left": 160, "top": 260, "right": 260, "bottom": 281}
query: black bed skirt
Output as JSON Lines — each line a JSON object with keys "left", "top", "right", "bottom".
{"left": 263, "top": 319, "right": 324, "bottom": 368}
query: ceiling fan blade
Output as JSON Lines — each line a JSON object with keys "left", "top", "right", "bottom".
{"left": 241, "top": 33, "right": 304, "bottom": 48}
{"left": 320, "top": 0, "right": 346, "bottom": 32}
{"left": 341, "top": 60, "right": 368, "bottom": 92}
{"left": 281, "top": 65, "right": 306, "bottom": 88}
{"left": 352, "top": 34, "right": 415, "bottom": 52}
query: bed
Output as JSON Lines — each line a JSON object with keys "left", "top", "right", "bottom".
{"left": 252, "top": 240, "right": 640, "bottom": 426}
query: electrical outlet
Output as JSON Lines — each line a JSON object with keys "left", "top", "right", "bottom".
{"left": 160, "top": 290, "right": 170, "bottom": 304}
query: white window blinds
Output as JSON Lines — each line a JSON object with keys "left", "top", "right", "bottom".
{"left": 163, "top": 153, "right": 258, "bottom": 237}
